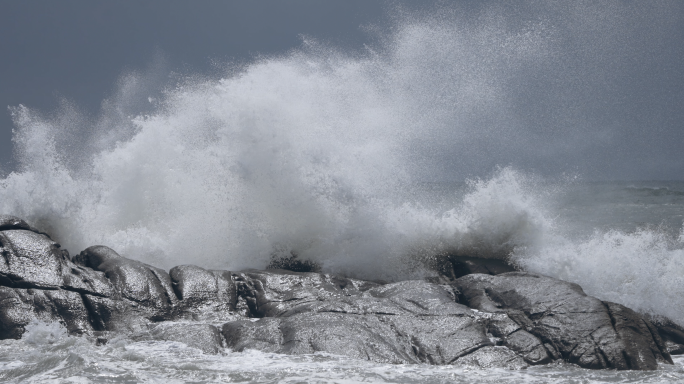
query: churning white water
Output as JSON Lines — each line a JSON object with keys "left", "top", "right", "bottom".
{"left": 2, "top": 320, "right": 684, "bottom": 383}
{"left": 1, "top": 2, "right": 683, "bottom": 381}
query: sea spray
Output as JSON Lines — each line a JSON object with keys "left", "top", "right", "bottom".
{"left": 514, "top": 226, "right": 684, "bottom": 324}
{"left": 1, "top": 2, "right": 684, "bottom": 328}
{"left": 0, "top": 10, "right": 554, "bottom": 275}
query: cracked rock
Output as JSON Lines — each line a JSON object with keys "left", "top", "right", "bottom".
{"left": 453, "top": 272, "right": 671, "bottom": 370}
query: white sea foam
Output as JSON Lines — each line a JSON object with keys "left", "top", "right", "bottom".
{"left": 0, "top": 10, "right": 553, "bottom": 276}
{"left": 1, "top": 328, "right": 682, "bottom": 383}
{"left": 514, "top": 227, "right": 684, "bottom": 323}
{"left": 21, "top": 320, "right": 69, "bottom": 347}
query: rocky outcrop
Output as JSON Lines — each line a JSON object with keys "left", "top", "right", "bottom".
{"left": 453, "top": 272, "right": 673, "bottom": 370}
{"left": 0, "top": 230, "right": 113, "bottom": 295}
{"left": 0, "top": 286, "right": 91, "bottom": 339}
{"left": 0, "top": 214, "right": 681, "bottom": 370}
{"left": 650, "top": 319, "right": 684, "bottom": 355}
{"left": 225, "top": 271, "right": 492, "bottom": 365}
{"left": 169, "top": 264, "right": 237, "bottom": 322}
{"left": 0, "top": 222, "right": 116, "bottom": 337}
{"left": 0, "top": 215, "right": 33, "bottom": 232}
{"left": 73, "top": 245, "right": 178, "bottom": 324}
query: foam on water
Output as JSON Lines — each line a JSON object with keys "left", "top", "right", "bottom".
{"left": 2, "top": 321, "right": 684, "bottom": 383}
{"left": 1, "top": 2, "right": 683, "bottom": 330}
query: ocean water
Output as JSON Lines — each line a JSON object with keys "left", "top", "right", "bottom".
{"left": 1, "top": 1, "right": 683, "bottom": 381}
{"left": 2, "top": 318, "right": 684, "bottom": 383}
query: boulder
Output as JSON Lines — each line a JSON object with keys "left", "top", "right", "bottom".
{"left": 222, "top": 312, "right": 497, "bottom": 365}
{"left": 0, "top": 229, "right": 116, "bottom": 338}
{"left": 648, "top": 318, "right": 684, "bottom": 355}
{"left": 0, "top": 230, "right": 114, "bottom": 296}
{"left": 74, "top": 246, "right": 178, "bottom": 322}
{"left": 225, "top": 313, "right": 419, "bottom": 363}
{"left": 0, "top": 230, "right": 68, "bottom": 289}
{"left": 452, "top": 272, "right": 672, "bottom": 370}
{"left": 224, "top": 271, "right": 504, "bottom": 365}
{"left": 603, "top": 302, "right": 672, "bottom": 366}
{"left": 0, "top": 286, "right": 92, "bottom": 339}
{"left": 169, "top": 264, "right": 237, "bottom": 322}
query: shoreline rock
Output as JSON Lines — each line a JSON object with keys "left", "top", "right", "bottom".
{"left": 0, "top": 214, "right": 681, "bottom": 370}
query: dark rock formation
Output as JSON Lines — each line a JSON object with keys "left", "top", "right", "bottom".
{"left": 0, "top": 230, "right": 112, "bottom": 295}
{"left": 651, "top": 319, "right": 684, "bottom": 355}
{"left": 0, "top": 225, "right": 116, "bottom": 338}
{"left": 431, "top": 254, "right": 516, "bottom": 281}
{"left": 0, "top": 286, "right": 91, "bottom": 339}
{"left": 0, "top": 215, "right": 33, "bottom": 232}
{"left": 169, "top": 264, "right": 237, "bottom": 322}
{"left": 453, "top": 272, "right": 673, "bottom": 370}
{"left": 225, "top": 271, "right": 494, "bottom": 365}
{"left": 73, "top": 246, "right": 178, "bottom": 322}
{"left": 0, "top": 214, "right": 681, "bottom": 369}
{"left": 223, "top": 314, "right": 421, "bottom": 364}
{"left": 223, "top": 312, "right": 496, "bottom": 365}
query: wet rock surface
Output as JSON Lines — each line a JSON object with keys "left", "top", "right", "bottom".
{"left": 653, "top": 320, "right": 684, "bottom": 355}
{"left": 73, "top": 245, "right": 178, "bottom": 322}
{"left": 0, "top": 215, "right": 33, "bottom": 232}
{"left": 453, "top": 272, "right": 673, "bottom": 370}
{"left": 169, "top": 264, "right": 237, "bottom": 322}
{"left": 0, "top": 215, "right": 682, "bottom": 368}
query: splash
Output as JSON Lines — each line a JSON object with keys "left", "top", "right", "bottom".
{"left": 514, "top": 227, "right": 684, "bottom": 323}
{"left": 1, "top": 3, "right": 684, "bottom": 324}
{"left": 0, "top": 7, "right": 555, "bottom": 276}
{"left": 22, "top": 320, "right": 69, "bottom": 347}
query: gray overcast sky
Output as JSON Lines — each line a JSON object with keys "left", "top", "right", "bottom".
{"left": 2, "top": 1, "right": 684, "bottom": 180}
{"left": 0, "top": 0, "right": 387, "bottom": 168}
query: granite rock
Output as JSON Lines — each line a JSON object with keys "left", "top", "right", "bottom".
{"left": 74, "top": 245, "right": 178, "bottom": 322}
{"left": 169, "top": 264, "right": 237, "bottom": 322}
{"left": 452, "top": 272, "right": 672, "bottom": 370}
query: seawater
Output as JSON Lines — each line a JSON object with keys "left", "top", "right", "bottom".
{"left": 0, "top": 2, "right": 683, "bottom": 381}
{"left": 0, "top": 181, "right": 681, "bottom": 383}
{"left": 2, "top": 319, "right": 684, "bottom": 383}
